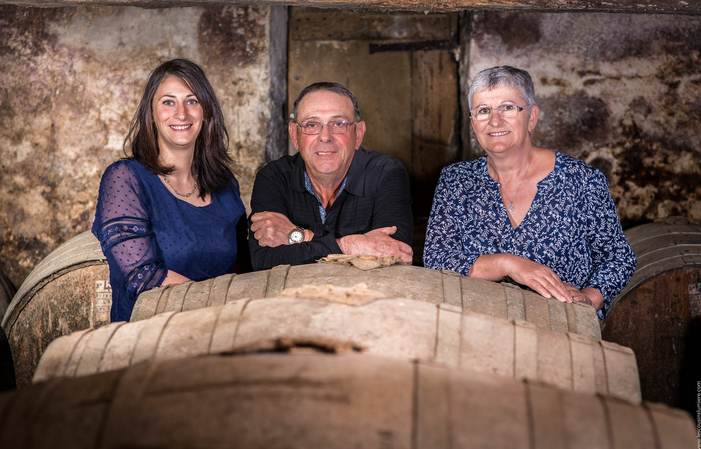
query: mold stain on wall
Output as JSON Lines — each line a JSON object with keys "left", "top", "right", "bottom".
{"left": 0, "top": 5, "right": 274, "bottom": 288}
{"left": 468, "top": 11, "right": 701, "bottom": 228}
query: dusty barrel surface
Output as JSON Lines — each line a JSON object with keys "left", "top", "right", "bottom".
{"left": 0, "top": 269, "right": 16, "bottom": 322}
{"left": 36, "top": 295, "right": 640, "bottom": 402}
{"left": 602, "top": 221, "right": 701, "bottom": 411}
{"left": 1, "top": 231, "right": 111, "bottom": 387}
{"left": 133, "top": 264, "right": 601, "bottom": 340}
{"left": 2, "top": 353, "right": 696, "bottom": 449}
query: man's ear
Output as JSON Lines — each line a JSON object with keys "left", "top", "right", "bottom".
{"left": 354, "top": 121, "right": 366, "bottom": 150}
{"left": 288, "top": 122, "right": 299, "bottom": 151}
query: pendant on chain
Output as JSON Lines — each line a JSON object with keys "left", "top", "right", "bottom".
{"left": 507, "top": 203, "right": 515, "bottom": 212}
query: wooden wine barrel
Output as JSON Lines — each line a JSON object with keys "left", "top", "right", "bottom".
{"left": 0, "top": 269, "right": 16, "bottom": 322}
{"left": 0, "top": 326, "right": 15, "bottom": 391}
{"left": 35, "top": 295, "right": 640, "bottom": 402}
{"left": 602, "top": 221, "right": 701, "bottom": 412}
{"left": 133, "top": 264, "right": 602, "bottom": 340}
{"left": 1, "top": 353, "right": 695, "bottom": 449}
{"left": 1, "top": 231, "right": 111, "bottom": 388}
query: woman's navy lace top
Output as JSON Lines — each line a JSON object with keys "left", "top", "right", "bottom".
{"left": 92, "top": 159, "right": 245, "bottom": 322}
{"left": 423, "top": 150, "right": 636, "bottom": 320}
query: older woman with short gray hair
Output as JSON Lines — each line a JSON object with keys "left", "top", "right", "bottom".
{"left": 423, "top": 65, "right": 635, "bottom": 320}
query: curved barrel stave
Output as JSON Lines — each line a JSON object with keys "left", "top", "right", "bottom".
{"left": 37, "top": 296, "right": 639, "bottom": 402}
{"left": 603, "top": 221, "right": 701, "bottom": 411}
{"left": 2, "top": 353, "right": 694, "bottom": 449}
{"left": 133, "top": 265, "right": 601, "bottom": 340}
{"left": 1, "top": 231, "right": 110, "bottom": 387}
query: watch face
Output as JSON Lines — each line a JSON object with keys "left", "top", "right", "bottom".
{"left": 289, "top": 229, "right": 304, "bottom": 244}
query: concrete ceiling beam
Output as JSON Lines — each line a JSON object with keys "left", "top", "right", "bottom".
{"left": 0, "top": 0, "right": 699, "bottom": 15}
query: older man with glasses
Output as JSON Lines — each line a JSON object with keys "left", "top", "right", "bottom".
{"left": 248, "top": 82, "right": 413, "bottom": 270}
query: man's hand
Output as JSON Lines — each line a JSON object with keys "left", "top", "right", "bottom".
{"left": 250, "top": 212, "right": 297, "bottom": 247}
{"left": 336, "top": 226, "right": 413, "bottom": 264}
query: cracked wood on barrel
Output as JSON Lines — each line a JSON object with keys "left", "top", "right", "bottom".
{"left": 35, "top": 296, "right": 639, "bottom": 402}
{"left": 132, "top": 264, "right": 602, "bottom": 340}
{"left": 1, "top": 353, "right": 695, "bottom": 449}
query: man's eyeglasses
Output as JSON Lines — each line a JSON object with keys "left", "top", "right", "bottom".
{"left": 470, "top": 104, "right": 531, "bottom": 122}
{"left": 295, "top": 120, "right": 358, "bottom": 135}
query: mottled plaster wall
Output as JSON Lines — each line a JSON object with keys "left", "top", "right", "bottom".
{"left": 466, "top": 11, "right": 701, "bottom": 228}
{"left": 2, "top": 7, "right": 700, "bottom": 290}
{"left": 0, "top": 5, "right": 281, "bottom": 287}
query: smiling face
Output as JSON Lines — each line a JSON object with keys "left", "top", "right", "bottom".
{"left": 152, "top": 75, "right": 204, "bottom": 155}
{"left": 471, "top": 85, "right": 538, "bottom": 156}
{"left": 289, "top": 90, "right": 366, "bottom": 185}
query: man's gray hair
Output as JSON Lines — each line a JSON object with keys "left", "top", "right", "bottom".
{"left": 292, "top": 82, "right": 361, "bottom": 122}
{"left": 468, "top": 66, "right": 536, "bottom": 110}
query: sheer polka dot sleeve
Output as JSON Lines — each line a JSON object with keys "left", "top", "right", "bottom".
{"left": 92, "top": 161, "right": 167, "bottom": 302}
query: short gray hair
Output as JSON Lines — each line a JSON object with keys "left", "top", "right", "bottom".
{"left": 292, "top": 82, "right": 361, "bottom": 122}
{"left": 468, "top": 66, "right": 536, "bottom": 110}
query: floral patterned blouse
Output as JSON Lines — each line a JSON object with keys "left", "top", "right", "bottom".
{"left": 423, "top": 150, "right": 636, "bottom": 319}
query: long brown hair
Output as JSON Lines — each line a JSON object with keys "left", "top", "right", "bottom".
{"left": 124, "top": 58, "right": 234, "bottom": 198}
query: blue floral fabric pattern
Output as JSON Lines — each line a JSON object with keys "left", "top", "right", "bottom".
{"left": 423, "top": 150, "right": 636, "bottom": 320}
{"left": 92, "top": 159, "right": 245, "bottom": 322}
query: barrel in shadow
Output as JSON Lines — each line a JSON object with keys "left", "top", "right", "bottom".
{"left": 133, "top": 264, "right": 601, "bottom": 340}
{"left": 0, "top": 326, "right": 15, "bottom": 391}
{"left": 1, "top": 231, "right": 111, "bottom": 387}
{"left": 602, "top": 221, "right": 701, "bottom": 413}
{"left": 36, "top": 294, "right": 640, "bottom": 402}
{"left": 0, "top": 269, "right": 16, "bottom": 322}
{"left": 1, "top": 353, "right": 695, "bottom": 449}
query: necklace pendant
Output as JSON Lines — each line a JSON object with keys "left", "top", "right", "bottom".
{"left": 507, "top": 202, "right": 515, "bottom": 212}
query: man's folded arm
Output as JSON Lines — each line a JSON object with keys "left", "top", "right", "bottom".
{"left": 248, "top": 167, "right": 342, "bottom": 270}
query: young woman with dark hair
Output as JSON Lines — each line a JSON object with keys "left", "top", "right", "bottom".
{"left": 92, "top": 59, "right": 246, "bottom": 322}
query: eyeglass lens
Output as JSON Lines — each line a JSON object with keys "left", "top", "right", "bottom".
{"left": 472, "top": 105, "right": 522, "bottom": 121}
{"left": 299, "top": 121, "right": 353, "bottom": 135}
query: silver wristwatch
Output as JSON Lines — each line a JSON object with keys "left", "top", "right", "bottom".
{"left": 288, "top": 227, "right": 305, "bottom": 244}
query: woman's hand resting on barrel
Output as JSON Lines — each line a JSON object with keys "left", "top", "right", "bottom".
{"left": 469, "top": 254, "right": 574, "bottom": 304}
{"left": 468, "top": 254, "right": 604, "bottom": 309}
{"left": 161, "top": 271, "right": 192, "bottom": 287}
{"left": 563, "top": 284, "right": 604, "bottom": 311}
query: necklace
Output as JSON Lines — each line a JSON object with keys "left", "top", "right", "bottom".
{"left": 494, "top": 150, "right": 533, "bottom": 213}
{"left": 162, "top": 176, "right": 198, "bottom": 198}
